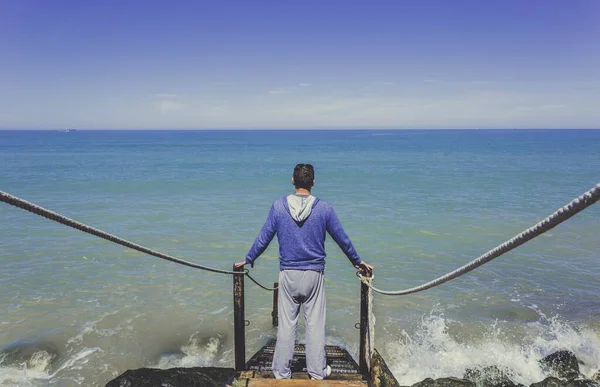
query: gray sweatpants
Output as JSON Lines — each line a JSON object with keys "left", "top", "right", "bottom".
{"left": 272, "top": 269, "right": 327, "bottom": 379}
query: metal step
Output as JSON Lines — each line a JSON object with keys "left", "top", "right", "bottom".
{"left": 245, "top": 342, "right": 362, "bottom": 376}
{"left": 246, "top": 380, "right": 367, "bottom": 386}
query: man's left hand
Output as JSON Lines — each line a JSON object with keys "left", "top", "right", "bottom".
{"left": 234, "top": 261, "right": 246, "bottom": 269}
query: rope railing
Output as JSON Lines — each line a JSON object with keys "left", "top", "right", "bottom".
{"left": 246, "top": 272, "right": 279, "bottom": 291}
{"left": 3, "top": 184, "right": 599, "bottom": 296}
{"left": 0, "top": 190, "right": 245, "bottom": 276}
{"left": 358, "top": 183, "right": 600, "bottom": 296}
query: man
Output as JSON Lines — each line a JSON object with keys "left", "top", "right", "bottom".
{"left": 234, "top": 163, "right": 373, "bottom": 380}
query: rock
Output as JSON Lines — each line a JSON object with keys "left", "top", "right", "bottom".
{"left": 464, "top": 365, "right": 524, "bottom": 387}
{"left": 592, "top": 371, "right": 600, "bottom": 383}
{"left": 412, "top": 377, "right": 476, "bottom": 387}
{"left": 371, "top": 349, "right": 402, "bottom": 387}
{"left": 105, "top": 367, "right": 236, "bottom": 387}
{"left": 540, "top": 351, "right": 581, "bottom": 380}
{"left": 564, "top": 380, "right": 600, "bottom": 387}
{"left": 530, "top": 376, "right": 600, "bottom": 387}
{"left": 531, "top": 376, "right": 566, "bottom": 387}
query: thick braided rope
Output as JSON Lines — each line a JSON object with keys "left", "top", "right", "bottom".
{"left": 364, "top": 275, "right": 375, "bottom": 366}
{"left": 359, "top": 183, "right": 600, "bottom": 296}
{"left": 0, "top": 190, "right": 244, "bottom": 275}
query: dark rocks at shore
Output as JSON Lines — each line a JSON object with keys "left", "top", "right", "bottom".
{"left": 105, "top": 366, "right": 235, "bottom": 387}
{"left": 532, "top": 378, "right": 600, "bottom": 387}
{"left": 406, "top": 350, "right": 599, "bottom": 387}
{"left": 412, "top": 377, "right": 476, "bottom": 387}
{"left": 530, "top": 376, "right": 566, "bottom": 387}
{"left": 371, "top": 348, "right": 402, "bottom": 387}
{"left": 464, "top": 365, "right": 525, "bottom": 387}
{"left": 414, "top": 376, "right": 599, "bottom": 387}
{"left": 104, "top": 350, "right": 599, "bottom": 387}
{"left": 540, "top": 350, "right": 583, "bottom": 380}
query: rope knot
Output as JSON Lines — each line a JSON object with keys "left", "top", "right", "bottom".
{"left": 356, "top": 271, "right": 374, "bottom": 285}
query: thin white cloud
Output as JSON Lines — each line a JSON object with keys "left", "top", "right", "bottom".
{"left": 153, "top": 93, "right": 178, "bottom": 98}
{"left": 209, "top": 90, "right": 586, "bottom": 129}
{"left": 515, "top": 104, "right": 567, "bottom": 112}
{"left": 298, "top": 83, "right": 313, "bottom": 87}
{"left": 268, "top": 89, "right": 291, "bottom": 94}
{"left": 370, "top": 82, "right": 395, "bottom": 86}
{"left": 7, "top": 84, "right": 597, "bottom": 129}
{"left": 423, "top": 79, "right": 494, "bottom": 86}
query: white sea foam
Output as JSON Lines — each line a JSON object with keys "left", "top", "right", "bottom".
{"left": 50, "top": 347, "right": 102, "bottom": 375}
{"left": 67, "top": 310, "right": 120, "bottom": 345}
{"left": 0, "top": 350, "right": 53, "bottom": 386}
{"left": 0, "top": 345, "right": 102, "bottom": 386}
{"left": 527, "top": 310, "right": 600, "bottom": 377}
{"left": 385, "top": 310, "right": 600, "bottom": 386}
{"left": 156, "top": 332, "right": 224, "bottom": 369}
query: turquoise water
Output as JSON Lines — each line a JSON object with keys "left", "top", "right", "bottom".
{"left": 1, "top": 129, "right": 599, "bottom": 386}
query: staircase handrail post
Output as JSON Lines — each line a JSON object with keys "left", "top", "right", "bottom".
{"left": 359, "top": 271, "right": 373, "bottom": 376}
{"left": 233, "top": 265, "right": 246, "bottom": 371}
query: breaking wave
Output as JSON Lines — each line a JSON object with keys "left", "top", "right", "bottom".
{"left": 1, "top": 307, "right": 599, "bottom": 386}
{"left": 385, "top": 309, "right": 600, "bottom": 386}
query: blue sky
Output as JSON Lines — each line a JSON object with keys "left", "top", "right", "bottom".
{"left": 1, "top": 1, "right": 599, "bottom": 129}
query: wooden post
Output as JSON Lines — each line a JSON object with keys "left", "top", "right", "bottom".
{"left": 233, "top": 265, "right": 246, "bottom": 371}
{"left": 272, "top": 282, "right": 279, "bottom": 327}
{"left": 359, "top": 271, "right": 372, "bottom": 376}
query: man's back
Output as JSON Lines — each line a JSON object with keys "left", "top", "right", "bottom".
{"left": 245, "top": 195, "right": 362, "bottom": 271}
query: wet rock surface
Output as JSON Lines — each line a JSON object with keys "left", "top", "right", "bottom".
{"left": 371, "top": 348, "right": 402, "bottom": 387}
{"left": 540, "top": 350, "right": 582, "bottom": 380}
{"left": 530, "top": 376, "right": 567, "bottom": 387}
{"left": 105, "top": 366, "right": 235, "bottom": 387}
{"left": 412, "top": 377, "right": 476, "bottom": 387}
{"left": 410, "top": 351, "right": 599, "bottom": 387}
{"left": 104, "top": 351, "right": 600, "bottom": 387}
{"left": 464, "top": 365, "right": 524, "bottom": 387}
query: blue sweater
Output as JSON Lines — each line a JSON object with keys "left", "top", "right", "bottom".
{"left": 245, "top": 196, "right": 362, "bottom": 271}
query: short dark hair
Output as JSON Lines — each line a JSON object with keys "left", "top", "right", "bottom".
{"left": 293, "top": 164, "right": 314, "bottom": 190}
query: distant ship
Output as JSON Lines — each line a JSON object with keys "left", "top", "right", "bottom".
{"left": 63, "top": 128, "right": 76, "bottom": 132}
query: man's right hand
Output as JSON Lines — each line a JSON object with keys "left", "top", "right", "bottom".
{"left": 355, "top": 261, "right": 374, "bottom": 275}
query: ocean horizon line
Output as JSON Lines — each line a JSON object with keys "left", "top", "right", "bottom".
{"left": 1, "top": 127, "right": 599, "bottom": 132}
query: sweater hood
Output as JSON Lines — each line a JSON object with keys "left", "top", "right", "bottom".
{"left": 285, "top": 194, "right": 317, "bottom": 222}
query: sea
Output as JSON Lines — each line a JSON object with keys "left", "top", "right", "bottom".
{"left": 0, "top": 129, "right": 599, "bottom": 386}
